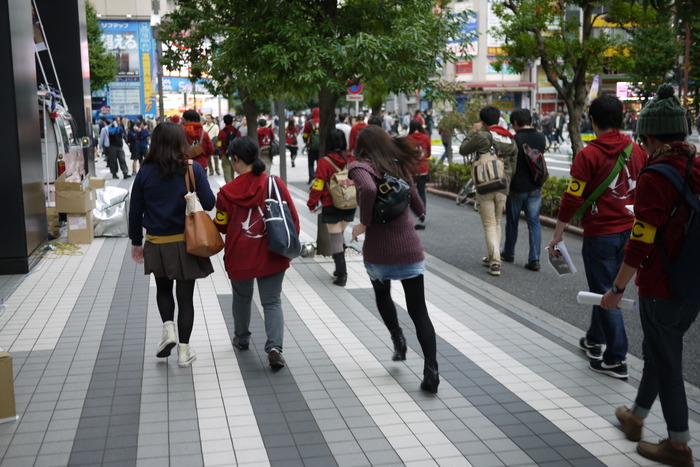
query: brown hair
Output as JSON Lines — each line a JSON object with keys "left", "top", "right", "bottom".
{"left": 143, "top": 122, "right": 188, "bottom": 179}
{"left": 354, "top": 125, "right": 420, "bottom": 179}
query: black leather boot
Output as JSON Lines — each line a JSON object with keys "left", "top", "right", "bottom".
{"left": 332, "top": 252, "right": 347, "bottom": 286}
{"left": 390, "top": 327, "right": 407, "bottom": 361}
{"left": 421, "top": 358, "right": 440, "bottom": 394}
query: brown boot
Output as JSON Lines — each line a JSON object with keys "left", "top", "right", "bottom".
{"left": 615, "top": 406, "right": 642, "bottom": 442}
{"left": 637, "top": 439, "right": 693, "bottom": 467}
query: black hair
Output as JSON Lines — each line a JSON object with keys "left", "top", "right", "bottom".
{"left": 325, "top": 128, "right": 347, "bottom": 153}
{"left": 409, "top": 119, "right": 427, "bottom": 135}
{"left": 479, "top": 106, "right": 501, "bottom": 126}
{"left": 182, "top": 109, "right": 200, "bottom": 123}
{"left": 510, "top": 109, "right": 532, "bottom": 127}
{"left": 229, "top": 136, "right": 265, "bottom": 175}
{"left": 589, "top": 95, "right": 623, "bottom": 130}
{"left": 223, "top": 114, "right": 233, "bottom": 125}
{"left": 258, "top": 118, "right": 267, "bottom": 127}
{"left": 367, "top": 115, "right": 383, "bottom": 126}
{"left": 142, "top": 122, "right": 188, "bottom": 179}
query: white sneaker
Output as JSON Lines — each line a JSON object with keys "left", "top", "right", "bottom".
{"left": 178, "top": 344, "right": 196, "bottom": 367}
{"left": 156, "top": 321, "right": 177, "bottom": 358}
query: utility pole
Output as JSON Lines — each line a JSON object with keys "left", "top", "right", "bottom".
{"left": 151, "top": 0, "right": 165, "bottom": 121}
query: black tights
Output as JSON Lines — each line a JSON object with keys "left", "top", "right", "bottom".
{"left": 371, "top": 275, "right": 436, "bottom": 361}
{"left": 154, "top": 276, "right": 196, "bottom": 344}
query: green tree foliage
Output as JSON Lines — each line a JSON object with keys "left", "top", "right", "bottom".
{"left": 85, "top": 1, "right": 117, "bottom": 92}
{"left": 490, "top": 0, "right": 638, "bottom": 156}
{"left": 627, "top": 20, "right": 681, "bottom": 101}
{"left": 158, "top": 0, "right": 473, "bottom": 150}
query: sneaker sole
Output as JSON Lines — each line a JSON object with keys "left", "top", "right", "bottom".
{"left": 589, "top": 363, "right": 628, "bottom": 379}
{"left": 178, "top": 355, "right": 197, "bottom": 367}
{"left": 488, "top": 270, "right": 501, "bottom": 276}
{"left": 156, "top": 342, "right": 177, "bottom": 358}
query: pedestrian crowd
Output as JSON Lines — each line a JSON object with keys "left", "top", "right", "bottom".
{"left": 122, "top": 89, "right": 699, "bottom": 465}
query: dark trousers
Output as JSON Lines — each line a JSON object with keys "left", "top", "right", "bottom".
{"left": 107, "top": 146, "right": 128, "bottom": 175}
{"left": 308, "top": 149, "right": 319, "bottom": 181}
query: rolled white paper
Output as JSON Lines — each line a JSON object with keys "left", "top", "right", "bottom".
{"left": 577, "top": 291, "right": 638, "bottom": 310}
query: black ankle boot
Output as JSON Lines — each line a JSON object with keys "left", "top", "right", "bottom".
{"left": 421, "top": 358, "right": 440, "bottom": 394}
{"left": 332, "top": 252, "right": 347, "bottom": 286}
{"left": 390, "top": 327, "right": 407, "bottom": 361}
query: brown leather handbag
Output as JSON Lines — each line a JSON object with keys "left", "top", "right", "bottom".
{"left": 184, "top": 161, "right": 224, "bottom": 257}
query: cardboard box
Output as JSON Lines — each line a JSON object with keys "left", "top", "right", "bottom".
{"left": 46, "top": 206, "right": 60, "bottom": 238}
{"left": 0, "top": 349, "right": 17, "bottom": 423}
{"left": 67, "top": 211, "right": 94, "bottom": 244}
{"left": 55, "top": 172, "right": 90, "bottom": 192}
{"left": 56, "top": 189, "right": 95, "bottom": 214}
{"left": 89, "top": 177, "right": 105, "bottom": 189}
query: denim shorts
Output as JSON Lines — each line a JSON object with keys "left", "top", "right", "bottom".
{"left": 364, "top": 261, "right": 425, "bottom": 281}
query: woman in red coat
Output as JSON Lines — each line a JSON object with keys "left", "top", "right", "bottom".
{"left": 307, "top": 129, "right": 356, "bottom": 286}
{"left": 406, "top": 119, "right": 431, "bottom": 229}
{"left": 182, "top": 110, "right": 214, "bottom": 169}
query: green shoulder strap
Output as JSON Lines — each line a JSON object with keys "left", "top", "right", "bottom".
{"left": 573, "top": 143, "right": 633, "bottom": 220}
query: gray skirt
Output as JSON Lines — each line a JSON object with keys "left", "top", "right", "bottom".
{"left": 143, "top": 241, "right": 214, "bottom": 281}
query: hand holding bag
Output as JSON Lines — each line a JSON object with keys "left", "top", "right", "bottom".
{"left": 184, "top": 161, "right": 224, "bottom": 257}
{"left": 264, "top": 175, "right": 302, "bottom": 259}
{"left": 373, "top": 174, "right": 411, "bottom": 224}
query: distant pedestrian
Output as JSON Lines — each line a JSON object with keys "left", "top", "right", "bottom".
{"left": 106, "top": 120, "right": 130, "bottom": 179}
{"left": 216, "top": 114, "right": 240, "bottom": 184}
{"left": 502, "top": 109, "right": 547, "bottom": 271}
{"left": 303, "top": 107, "right": 321, "bottom": 183}
{"left": 349, "top": 125, "right": 438, "bottom": 393}
{"left": 256, "top": 118, "right": 276, "bottom": 174}
{"left": 203, "top": 114, "right": 221, "bottom": 175}
{"left": 182, "top": 110, "right": 214, "bottom": 170}
{"left": 459, "top": 105, "right": 518, "bottom": 277}
{"left": 601, "top": 84, "right": 699, "bottom": 467}
{"left": 406, "top": 119, "right": 431, "bottom": 230}
{"left": 349, "top": 112, "right": 367, "bottom": 153}
{"left": 548, "top": 95, "right": 647, "bottom": 379}
{"left": 285, "top": 117, "right": 300, "bottom": 168}
{"left": 129, "top": 122, "right": 216, "bottom": 367}
{"left": 215, "top": 136, "right": 300, "bottom": 368}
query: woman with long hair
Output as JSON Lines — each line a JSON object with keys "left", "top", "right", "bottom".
{"left": 348, "top": 125, "right": 438, "bottom": 393}
{"left": 129, "top": 122, "right": 216, "bottom": 367}
{"left": 307, "top": 129, "right": 355, "bottom": 286}
{"left": 406, "top": 119, "right": 431, "bottom": 229}
{"left": 215, "top": 136, "right": 300, "bottom": 368}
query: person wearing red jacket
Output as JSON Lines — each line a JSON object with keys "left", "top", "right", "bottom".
{"left": 302, "top": 107, "right": 321, "bottom": 183}
{"left": 348, "top": 112, "right": 367, "bottom": 152}
{"left": 307, "top": 129, "right": 356, "bottom": 286}
{"left": 257, "top": 118, "right": 277, "bottom": 174}
{"left": 285, "top": 117, "right": 300, "bottom": 167}
{"left": 182, "top": 110, "right": 214, "bottom": 169}
{"left": 601, "top": 85, "right": 700, "bottom": 467}
{"left": 216, "top": 114, "right": 240, "bottom": 184}
{"left": 214, "top": 136, "right": 300, "bottom": 368}
{"left": 406, "top": 119, "right": 431, "bottom": 230}
{"left": 548, "top": 95, "right": 647, "bottom": 379}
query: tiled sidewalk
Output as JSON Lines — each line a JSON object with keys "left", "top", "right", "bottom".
{"left": 1, "top": 161, "right": 698, "bottom": 466}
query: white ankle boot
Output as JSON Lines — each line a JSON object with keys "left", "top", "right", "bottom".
{"left": 156, "top": 321, "right": 177, "bottom": 358}
{"left": 178, "top": 343, "right": 196, "bottom": 367}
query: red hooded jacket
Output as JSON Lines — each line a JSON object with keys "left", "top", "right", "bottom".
{"left": 349, "top": 121, "right": 367, "bottom": 151}
{"left": 216, "top": 124, "right": 240, "bottom": 156}
{"left": 184, "top": 122, "right": 215, "bottom": 169}
{"left": 406, "top": 131, "right": 431, "bottom": 175}
{"left": 623, "top": 142, "right": 700, "bottom": 299}
{"left": 303, "top": 108, "right": 320, "bottom": 146}
{"left": 215, "top": 172, "right": 300, "bottom": 280}
{"left": 307, "top": 152, "right": 356, "bottom": 210}
{"left": 557, "top": 130, "right": 647, "bottom": 236}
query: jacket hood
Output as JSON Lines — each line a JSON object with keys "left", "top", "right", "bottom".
{"left": 648, "top": 141, "right": 700, "bottom": 192}
{"left": 324, "top": 151, "right": 352, "bottom": 168}
{"left": 310, "top": 107, "right": 320, "bottom": 122}
{"left": 218, "top": 172, "right": 268, "bottom": 208}
{"left": 185, "top": 122, "right": 204, "bottom": 140}
{"left": 587, "top": 130, "right": 634, "bottom": 157}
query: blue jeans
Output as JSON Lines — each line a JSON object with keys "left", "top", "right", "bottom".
{"left": 633, "top": 297, "right": 700, "bottom": 443}
{"left": 230, "top": 270, "right": 286, "bottom": 353}
{"left": 581, "top": 230, "right": 630, "bottom": 364}
{"left": 502, "top": 189, "right": 542, "bottom": 263}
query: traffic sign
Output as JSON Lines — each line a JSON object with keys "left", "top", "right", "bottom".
{"left": 347, "top": 83, "right": 364, "bottom": 95}
{"left": 346, "top": 94, "right": 364, "bottom": 101}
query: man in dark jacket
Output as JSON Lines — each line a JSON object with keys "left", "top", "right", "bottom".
{"left": 501, "top": 109, "right": 547, "bottom": 271}
{"left": 107, "top": 120, "right": 130, "bottom": 179}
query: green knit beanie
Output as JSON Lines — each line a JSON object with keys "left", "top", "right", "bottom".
{"left": 636, "top": 83, "right": 688, "bottom": 136}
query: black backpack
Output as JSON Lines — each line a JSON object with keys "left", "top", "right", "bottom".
{"left": 522, "top": 143, "right": 549, "bottom": 186}
{"left": 224, "top": 128, "right": 237, "bottom": 157}
{"left": 641, "top": 159, "right": 700, "bottom": 303}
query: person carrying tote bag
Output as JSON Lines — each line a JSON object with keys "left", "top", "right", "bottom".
{"left": 129, "top": 122, "right": 216, "bottom": 368}
{"left": 214, "top": 136, "right": 300, "bottom": 369}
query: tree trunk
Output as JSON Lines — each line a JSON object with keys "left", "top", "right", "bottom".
{"left": 318, "top": 85, "right": 340, "bottom": 156}
{"left": 238, "top": 86, "right": 259, "bottom": 144}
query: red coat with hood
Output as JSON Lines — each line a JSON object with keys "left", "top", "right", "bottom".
{"left": 303, "top": 108, "right": 320, "bottom": 146}
{"left": 623, "top": 142, "right": 700, "bottom": 299}
{"left": 406, "top": 131, "right": 431, "bottom": 175}
{"left": 557, "top": 130, "right": 647, "bottom": 236}
{"left": 215, "top": 172, "right": 300, "bottom": 280}
{"left": 307, "top": 152, "right": 355, "bottom": 210}
{"left": 349, "top": 121, "right": 367, "bottom": 151}
{"left": 184, "top": 122, "right": 215, "bottom": 169}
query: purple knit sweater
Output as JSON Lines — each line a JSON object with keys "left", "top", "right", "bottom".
{"left": 348, "top": 159, "right": 425, "bottom": 265}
